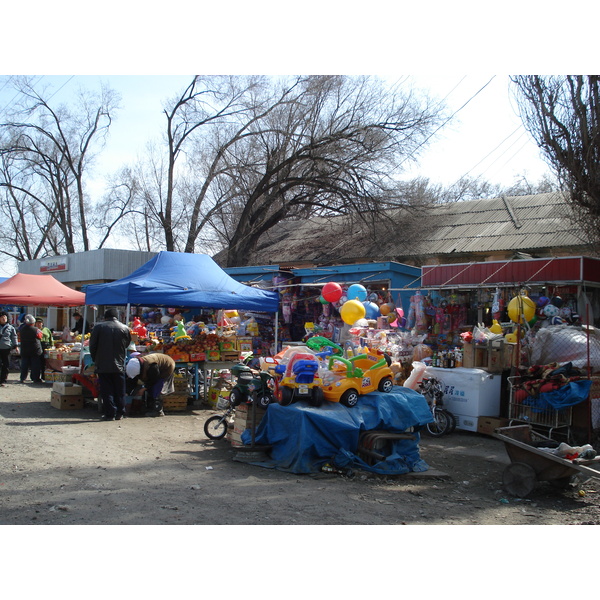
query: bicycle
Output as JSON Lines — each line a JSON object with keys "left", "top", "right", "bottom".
{"left": 418, "top": 377, "right": 456, "bottom": 437}
{"left": 203, "top": 399, "right": 236, "bottom": 440}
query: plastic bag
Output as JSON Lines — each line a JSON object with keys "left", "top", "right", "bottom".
{"left": 412, "top": 344, "right": 433, "bottom": 361}
{"left": 403, "top": 361, "right": 427, "bottom": 390}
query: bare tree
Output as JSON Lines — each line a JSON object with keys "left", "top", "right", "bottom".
{"left": 511, "top": 75, "right": 600, "bottom": 243}
{"left": 0, "top": 76, "right": 120, "bottom": 261}
{"left": 124, "top": 75, "right": 444, "bottom": 266}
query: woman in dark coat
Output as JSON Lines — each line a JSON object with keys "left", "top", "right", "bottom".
{"left": 19, "top": 314, "right": 43, "bottom": 384}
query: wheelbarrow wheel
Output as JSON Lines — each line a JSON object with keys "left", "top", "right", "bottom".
{"left": 503, "top": 462, "right": 537, "bottom": 497}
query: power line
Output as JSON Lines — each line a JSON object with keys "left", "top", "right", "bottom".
{"left": 397, "top": 75, "right": 497, "bottom": 170}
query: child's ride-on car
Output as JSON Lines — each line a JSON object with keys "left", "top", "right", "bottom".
{"left": 322, "top": 350, "right": 394, "bottom": 407}
{"left": 274, "top": 352, "right": 325, "bottom": 407}
{"left": 229, "top": 362, "right": 275, "bottom": 409}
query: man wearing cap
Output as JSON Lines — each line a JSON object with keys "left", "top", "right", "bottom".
{"left": 89, "top": 308, "right": 131, "bottom": 421}
{"left": 126, "top": 353, "right": 175, "bottom": 417}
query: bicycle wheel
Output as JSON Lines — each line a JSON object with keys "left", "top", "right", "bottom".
{"left": 426, "top": 407, "right": 451, "bottom": 437}
{"left": 442, "top": 409, "right": 457, "bottom": 433}
{"left": 203, "top": 415, "right": 228, "bottom": 440}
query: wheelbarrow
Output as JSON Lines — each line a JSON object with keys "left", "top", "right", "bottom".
{"left": 493, "top": 425, "right": 600, "bottom": 497}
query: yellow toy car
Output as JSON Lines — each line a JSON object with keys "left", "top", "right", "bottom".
{"left": 322, "top": 350, "right": 394, "bottom": 407}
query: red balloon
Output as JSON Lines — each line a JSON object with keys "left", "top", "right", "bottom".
{"left": 321, "top": 282, "right": 343, "bottom": 303}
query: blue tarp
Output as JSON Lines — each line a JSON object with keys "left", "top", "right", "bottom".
{"left": 525, "top": 379, "right": 592, "bottom": 412}
{"left": 241, "top": 387, "right": 434, "bottom": 475}
{"left": 84, "top": 251, "right": 279, "bottom": 312}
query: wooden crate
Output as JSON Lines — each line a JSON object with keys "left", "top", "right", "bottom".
{"left": 162, "top": 393, "right": 189, "bottom": 412}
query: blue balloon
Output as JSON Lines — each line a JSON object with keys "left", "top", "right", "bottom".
{"left": 347, "top": 284, "right": 367, "bottom": 302}
{"left": 363, "top": 301, "right": 380, "bottom": 319}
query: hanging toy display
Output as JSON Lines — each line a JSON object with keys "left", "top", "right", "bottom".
{"left": 491, "top": 288, "right": 504, "bottom": 321}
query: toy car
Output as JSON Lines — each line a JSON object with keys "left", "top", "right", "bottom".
{"left": 322, "top": 350, "right": 394, "bottom": 407}
{"left": 274, "top": 351, "right": 325, "bottom": 407}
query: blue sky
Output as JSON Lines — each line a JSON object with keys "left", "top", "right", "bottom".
{"left": 0, "top": 73, "right": 552, "bottom": 192}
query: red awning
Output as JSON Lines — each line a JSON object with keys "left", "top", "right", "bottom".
{"left": 421, "top": 256, "right": 600, "bottom": 288}
{"left": 0, "top": 273, "right": 85, "bottom": 306}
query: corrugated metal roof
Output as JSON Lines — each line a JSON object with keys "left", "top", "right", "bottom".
{"left": 215, "top": 191, "right": 592, "bottom": 267}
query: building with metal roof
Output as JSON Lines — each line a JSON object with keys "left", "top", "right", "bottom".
{"left": 215, "top": 191, "right": 593, "bottom": 269}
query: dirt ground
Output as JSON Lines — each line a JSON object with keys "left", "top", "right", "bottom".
{"left": 1, "top": 379, "right": 600, "bottom": 527}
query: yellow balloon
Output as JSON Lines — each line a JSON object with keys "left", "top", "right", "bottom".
{"left": 507, "top": 296, "right": 536, "bottom": 324}
{"left": 340, "top": 299, "right": 366, "bottom": 325}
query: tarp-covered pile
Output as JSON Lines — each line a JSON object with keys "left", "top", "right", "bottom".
{"left": 241, "top": 387, "right": 434, "bottom": 474}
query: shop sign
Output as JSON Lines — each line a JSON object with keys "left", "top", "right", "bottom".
{"left": 40, "top": 257, "right": 68, "bottom": 273}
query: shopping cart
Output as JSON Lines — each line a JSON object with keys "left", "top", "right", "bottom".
{"left": 507, "top": 376, "right": 573, "bottom": 441}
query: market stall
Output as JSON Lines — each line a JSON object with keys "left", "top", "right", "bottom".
{"left": 0, "top": 273, "right": 86, "bottom": 383}
{"left": 82, "top": 251, "right": 280, "bottom": 406}
{"left": 408, "top": 256, "right": 600, "bottom": 443}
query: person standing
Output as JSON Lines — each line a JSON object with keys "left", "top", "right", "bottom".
{"left": 35, "top": 317, "right": 54, "bottom": 382}
{"left": 89, "top": 308, "right": 131, "bottom": 421}
{"left": 125, "top": 353, "right": 176, "bottom": 417}
{"left": 71, "top": 312, "right": 92, "bottom": 337}
{"left": 19, "top": 314, "right": 43, "bottom": 384}
{"left": 0, "top": 311, "right": 18, "bottom": 387}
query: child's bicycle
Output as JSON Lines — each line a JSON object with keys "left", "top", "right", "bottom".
{"left": 203, "top": 399, "right": 236, "bottom": 440}
{"left": 418, "top": 377, "right": 456, "bottom": 437}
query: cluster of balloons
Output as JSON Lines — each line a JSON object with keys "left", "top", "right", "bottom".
{"left": 320, "top": 282, "right": 398, "bottom": 326}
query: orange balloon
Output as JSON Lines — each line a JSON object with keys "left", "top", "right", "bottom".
{"left": 380, "top": 303, "right": 393, "bottom": 316}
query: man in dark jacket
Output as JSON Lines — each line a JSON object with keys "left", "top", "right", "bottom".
{"left": 19, "top": 314, "right": 44, "bottom": 384}
{"left": 126, "top": 352, "right": 175, "bottom": 417}
{"left": 89, "top": 308, "right": 131, "bottom": 421}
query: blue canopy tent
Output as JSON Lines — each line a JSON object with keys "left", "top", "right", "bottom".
{"left": 84, "top": 251, "right": 280, "bottom": 353}
{"left": 84, "top": 251, "right": 279, "bottom": 312}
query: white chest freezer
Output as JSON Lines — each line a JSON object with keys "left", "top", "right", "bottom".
{"left": 422, "top": 367, "right": 502, "bottom": 432}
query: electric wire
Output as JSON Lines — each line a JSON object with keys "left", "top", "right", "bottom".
{"left": 397, "top": 75, "right": 497, "bottom": 170}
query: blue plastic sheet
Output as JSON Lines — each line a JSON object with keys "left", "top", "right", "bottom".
{"left": 240, "top": 386, "right": 433, "bottom": 474}
{"left": 524, "top": 379, "right": 592, "bottom": 412}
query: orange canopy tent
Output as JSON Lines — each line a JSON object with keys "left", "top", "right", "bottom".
{"left": 0, "top": 273, "right": 85, "bottom": 306}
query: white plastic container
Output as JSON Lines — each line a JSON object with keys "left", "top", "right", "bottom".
{"left": 423, "top": 366, "right": 502, "bottom": 431}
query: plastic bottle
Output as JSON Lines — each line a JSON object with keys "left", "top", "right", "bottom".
{"left": 455, "top": 347, "right": 463, "bottom": 368}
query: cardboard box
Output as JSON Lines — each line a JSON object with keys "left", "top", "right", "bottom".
{"left": 50, "top": 391, "right": 84, "bottom": 410}
{"left": 477, "top": 416, "right": 509, "bottom": 436}
{"left": 462, "top": 343, "right": 487, "bottom": 368}
{"left": 237, "top": 337, "right": 253, "bottom": 352}
{"left": 189, "top": 352, "right": 206, "bottom": 362}
{"left": 52, "top": 382, "right": 84, "bottom": 395}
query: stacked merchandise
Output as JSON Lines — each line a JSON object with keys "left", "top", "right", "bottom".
{"left": 227, "top": 403, "right": 266, "bottom": 447}
{"left": 50, "top": 382, "right": 84, "bottom": 410}
{"left": 162, "top": 370, "right": 190, "bottom": 413}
